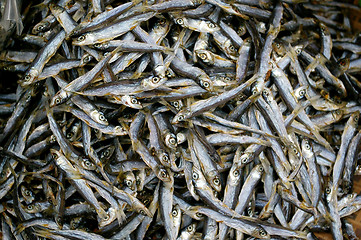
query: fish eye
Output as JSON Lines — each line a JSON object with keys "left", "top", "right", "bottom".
{"left": 94, "top": 43, "right": 102, "bottom": 48}
{"left": 176, "top": 18, "right": 184, "bottom": 25}
{"left": 158, "top": 18, "right": 166, "bottom": 25}
{"left": 130, "top": 98, "right": 138, "bottom": 104}
{"left": 229, "top": 45, "right": 236, "bottom": 52}
{"left": 208, "top": 22, "right": 216, "bottom": 28}
{"left": 258, "top": 166, "right": 264, "bottom": 172}
{"left": 276, "top": 43, "right": 281, "bottom": 49}
{"left": 259, "top": 228, "right": 267, "bottom": 237}
{"left": 177, "top": 114, "right": 184, "bottom": 122}
{"left": 247, "top": 207, "right": 253, "bottom": 215}
{"left": 139, "top": 210, "right": 146, "bottom": 215}
{"left": 152, "top": 76, "right": 160, "bottom": 83}
{"left": 162, "top": 154, "right": 169, "bottom": 162}
{"left": 66, "top": 132, "right": 74, "bottom": 139}
{"left": 201, "top": 80, "right": 210, "bottom": 88}
{"left": 83, "top": 56, "right": 92, "bottom": 63}
{"left": 103, "top": 214, "right": 109, "bottom": 221}
{"left": 169, "top": 137, "right": 177, "bottom": 145}
{"left": 125, "top": 180, "right": 132, "bottom": 187}
{"left": 171, "top": 101, "right": 179, "bottom": 107}
{"left": 296, "top": 48, "right": 301, "bottom": 54}
{"left": 24, "top": 189, "right": 31, "bottom": 196}
{"left": 103, "top": 149, "right": 110, "bottom": 158}
{"left": 224, "top": 76, "right": 231, "bottom": 81}
{"left": 77, "top": 35, "right": 85, "bottom": 42}
{"left": 51, "top": 151, "right": 60, "bottom": 159}
{"left": 299, "top": 89, "right": 305, "bottom": 96}
{"left": 262, "top": 90, "right": 269, "bottom": 96}
{"left": 24, "top": 75, "right": 31, "bottom": 81}
{"left": 27, "top": 205, "right": 33, "bottom": 210}
{"left": 213, "top": 177, "right": 220, "bottom": 186}
{"left": 241, "top": 156, "right": 249, "bottom": 164}
{"left": 172, "top": 208, "right": 178, "bottom": 217}
{"left": 192, "top": 171, "right": 199, "bottom": 180}
{"left": 187, "top": 225, "right": 194, "bottom": 232}
{"left": 325, "top": 187, "right": 331, "bottom": 194}
{"left": 252, "top": 89, "right": 258, "bottom": 95}
{"left": 160, "top": 169, "right": 169, "bottom": 179}
{"left": 99, "top": 114, "right": 106, "bottom": 121}
{"left": 195, "top": 212, "right": 203, "bottom": 218}
{"left": 37, "top": 25, "right": 44, "bottom": 31}
{"left": 198, "top": 53, "right": 207, "bottom": 60}
{"left": 355, "top": 116, "right": 359, "bottom": 122}
{"left": 83, "top": 159, "right": 93, "bottom": 167}
{"left": 55, "top": 98, "right": 62, "bottom": 104}
{"left": 233, "top": 170, "right": 239, "bottom": 177}
{"left": 305, "top": 142, "right": 311, "bottom": 150}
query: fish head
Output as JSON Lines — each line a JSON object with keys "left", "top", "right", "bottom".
{"left": 98, "top": 207, "right": 117, "bottom": 229}
{"left": 80, "top": 54, "right": 93, "bottom": 66}
{"left": 253, "top": 226, "right": 270, "bottom": 239}
{"left": 156, "top": 167, "right": 172, "bottom": 182}
{"left": 157, "top": 150, "right": 171, "bottom": 168}
{"left": 50, "top": 90, "right": 69, "bottom": 106}
{"left": 81, "top": 158, "right": 96, "bottom": 171}
{"left": 72, "top": 33, "right": 93, "bottom": 46}
{"left": 165, "top": 132, "right": 177, "bottom": 149}
{"left": 20, "top": 68, "right": 38, "bottom": 87}
{"left": 198, "top": 75, "right": 213, "bottom": 91}
{"left": 121, "top": 95, "right": 143, "bottom": 109}
{"left": 113, "top": 125, "right": 128, "bottom": 136}
{"left": 90, "top": 110, "right": 108, "bottom": 125}
{"left": 196, "top": 50, "right": 213, "bottom": 63}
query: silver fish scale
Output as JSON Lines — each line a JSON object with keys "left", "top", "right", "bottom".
{"left": 0, "top": 0, "right": 360, "bottom": 239}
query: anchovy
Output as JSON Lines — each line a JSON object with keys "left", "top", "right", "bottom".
{"left": 1, "top": 1, "right": 361, "bottom": 239}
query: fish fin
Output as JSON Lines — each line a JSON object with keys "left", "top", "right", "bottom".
{"left": 313, "top": 129, "right": 335, "bottom": 154}
{"left": 14, "top": 224, "right": 25, "bottom": 235}
{"left": 163, "top": 47, "right": 175, "bottom": 55}
{"left": 132, "top": 4, "right": 152, "bottom": 14}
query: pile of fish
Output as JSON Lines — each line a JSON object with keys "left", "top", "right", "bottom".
{"left": 1, "top": 0, "right": 361, "bottom": 239}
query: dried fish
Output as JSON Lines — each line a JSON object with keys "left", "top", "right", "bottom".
{"left": 0, "top": 1, "right": 361, "bottom": 239}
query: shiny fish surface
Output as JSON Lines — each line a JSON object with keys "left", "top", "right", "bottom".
{"left": 0, "top": 1, "right": 361, "bottom": 240}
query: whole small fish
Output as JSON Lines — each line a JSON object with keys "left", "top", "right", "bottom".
{"left": 1, "top": 1, "right": 361, "bottom": 239}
